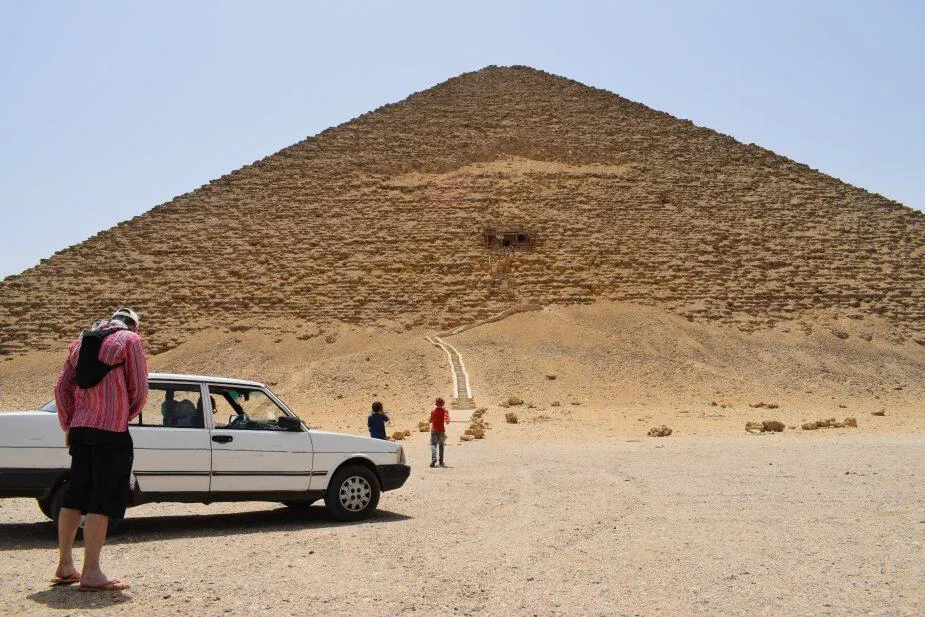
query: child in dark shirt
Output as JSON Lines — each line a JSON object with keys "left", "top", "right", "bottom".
{"left": 367, "top": 401, "right": 390, "bottom": 440}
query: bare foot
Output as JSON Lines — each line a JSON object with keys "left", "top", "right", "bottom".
{"left": 54, "top": 561, "right": 79, "bottom": 581}
{"left": 79, "top": 578, "right": 130, "bottom": 591}
{"left": 79, "top": 568, "right": 117, "bottom": 588}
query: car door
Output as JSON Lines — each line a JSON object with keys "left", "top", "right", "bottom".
{"left": 129, "top": 380, "right": 212, "bottom": 494}
{"left": 206, "top": 384, "right": 314, "bottom": 493}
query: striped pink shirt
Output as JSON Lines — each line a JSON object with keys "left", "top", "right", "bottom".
{"left": 54, "top": 321, "right": 148, "bottom": 433}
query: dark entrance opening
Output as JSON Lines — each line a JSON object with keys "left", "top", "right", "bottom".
{"left": 483, "top": 227, "right": 533, "bottom": 251}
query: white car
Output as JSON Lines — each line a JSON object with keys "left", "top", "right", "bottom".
{"left": 0, "top": 373, "right": 410, "bottom": 524}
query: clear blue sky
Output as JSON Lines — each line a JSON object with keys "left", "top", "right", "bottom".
{"left": 1, "top": 1, "right": 922, "bottom": 279}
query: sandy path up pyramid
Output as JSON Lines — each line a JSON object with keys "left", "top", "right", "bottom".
{"left": 0, "top": 65, "right": 922, "bottom": 356}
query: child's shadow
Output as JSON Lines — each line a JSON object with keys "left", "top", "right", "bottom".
{"left": 28, "top": 585, "right": 131, "bottom": 610}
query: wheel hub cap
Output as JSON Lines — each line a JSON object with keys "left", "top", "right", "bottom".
{"left": 339, "top": 475, "right": 371, "bottom": 511}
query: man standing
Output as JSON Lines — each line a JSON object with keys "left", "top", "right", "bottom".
{"left": 429, "top": 397, "right": 450, "bottom": 468}
{"left": 53, "top": 308, "right": 147, "bottom": 591}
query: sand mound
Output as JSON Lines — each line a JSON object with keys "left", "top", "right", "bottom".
{"left": 0, "top": 301, "right": 921, "bottom": 439}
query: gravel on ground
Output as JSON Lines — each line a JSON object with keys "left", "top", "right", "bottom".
{"left": 0, "top": 435, "right": 921, "bottom": 616}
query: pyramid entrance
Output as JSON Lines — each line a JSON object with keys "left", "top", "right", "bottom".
{"left": 483, "top": 227, "right": 533, "bottom": 251}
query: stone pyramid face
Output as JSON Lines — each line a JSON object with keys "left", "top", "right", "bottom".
{"left": 0, "top": 65, "right": 922, "bottom": 355}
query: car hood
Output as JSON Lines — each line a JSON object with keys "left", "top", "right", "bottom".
{"left": 308, "top": 430, "right": 399, "bottom": 453}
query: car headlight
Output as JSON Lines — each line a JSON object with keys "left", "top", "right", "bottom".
{"left": 396, "top": 444, "right": 406, "bottom": 464}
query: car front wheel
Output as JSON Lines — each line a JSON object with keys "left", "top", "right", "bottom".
{"left": 324, "top": 465, "right": 380, "bottom": 522}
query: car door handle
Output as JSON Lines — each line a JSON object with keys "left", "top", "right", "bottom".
{"left": 212, "top": 435, "right": 233, "bottom": 444}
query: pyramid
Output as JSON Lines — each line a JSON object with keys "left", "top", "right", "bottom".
{"left": 0, "top": 65, "right": 922, "bottom": 356}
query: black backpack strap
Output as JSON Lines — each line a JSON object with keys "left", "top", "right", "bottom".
{"left": 101, "top": 329, "right": 127, "bottom": 369}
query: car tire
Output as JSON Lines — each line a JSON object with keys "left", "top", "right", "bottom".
{"left": 324, "top": 465, "right": 380, "bottom": 522}
{"left": 37, "top": 495, "right": 54, "bottom": 520}
{"left": 48, "top": 478, "right": 74, "bottom": 538}
{"left": 48, "top": 478, "right": 124, "bottom": 537}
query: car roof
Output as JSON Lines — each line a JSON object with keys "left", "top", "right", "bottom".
{"left": 148, "top": 373, "right": 266, "bottom": 388}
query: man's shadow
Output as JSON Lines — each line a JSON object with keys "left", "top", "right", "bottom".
{"left": 28, "top": 585, "right": 131, "bottom": 610}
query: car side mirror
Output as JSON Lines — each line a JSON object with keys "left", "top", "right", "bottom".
{"left": 278, "top": 416, "right": 302, "bottom": 432}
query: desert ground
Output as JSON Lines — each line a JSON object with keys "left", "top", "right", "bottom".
{"left": 0, "top": 435, "right": 922, "bottom": 616}
{"left": 0, "top": 301, "right": 922, "bottom": 615}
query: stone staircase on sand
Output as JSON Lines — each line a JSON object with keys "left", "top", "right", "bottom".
{"left": 426, "top": 336, "right": 476, "bottom": 410}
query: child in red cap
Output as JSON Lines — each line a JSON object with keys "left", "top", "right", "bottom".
{"left": 429, "top": 397, "right": 450, "bottom": 467}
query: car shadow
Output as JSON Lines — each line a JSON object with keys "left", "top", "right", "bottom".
{"left": 28, "top": 586, "right": 132, "bottom": 610}
{"left": 0, "top": 505, "right": 412, "bottom": 551}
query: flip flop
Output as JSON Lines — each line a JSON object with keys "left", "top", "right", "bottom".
{"left": 50, "top": 573, "right": 81, "bottom": 586}
{"left": 78, "top": 578, "right": 130, "bottom": 592}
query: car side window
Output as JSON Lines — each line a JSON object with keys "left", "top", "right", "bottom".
{"left": 136, "top": 383, "right": 205, "bottom": 428}
{"left": 208, "top": 386, "right": 288, "bottom": 431}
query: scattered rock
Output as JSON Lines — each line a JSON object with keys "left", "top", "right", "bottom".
{"left": 545, "top": 374, "right": 557, "bottom": 380}
{"left": 831, "top": 328, "right": 850, "bottom": 340}
{"left": 745, "top": 421, "right": 764, "bottom": 434}
{"left": 551, "top": 401, "right": 561, "bottom": 407}
{"left": 506, "top": 396, "right": 524, "bottom": 407}
{"left": 391, "top": 431, "right": 405, "bottom": 441}
{"left": 803, "top": 417, "right": 858, "bottom": 430}
{"left": 762, "top": 420, "right": 785, "bottom": 432}
{"left": 647, "top": 425, "right": 672, "bottom": 437}
{"left": 403, "top": 429, "right": 411, "bottom": 437}
{"left": 748, "top": 402, "right": 779, "bottom": 409}
{"left": 871, "top": 409, "right": 886, "bottom": 416}
{"left": 459, "top": 434, "right": 473, "bottom": 442}
{"left": 505, "top": 412, "right": 519, "bottom": 424}
{"left": 710, "top": 401, "right": 718, "bottom": 407}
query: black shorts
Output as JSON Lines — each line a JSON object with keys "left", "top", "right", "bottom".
{"left": 62, "top": 427, "right": 134, "bottom": 519}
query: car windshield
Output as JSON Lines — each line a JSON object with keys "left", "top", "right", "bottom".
{"left": 39, "top": 400, "right": 57, "bottom": 412}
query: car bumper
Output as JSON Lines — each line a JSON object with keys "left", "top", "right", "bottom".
{"left": 379, "top": 464, "right": 411, "bottom": 491}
